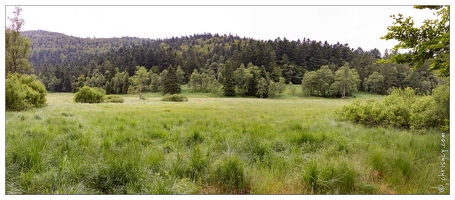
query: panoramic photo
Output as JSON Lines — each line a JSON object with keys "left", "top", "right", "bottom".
{"left": 4, "top": 4, "right": 450, "bottom": 195}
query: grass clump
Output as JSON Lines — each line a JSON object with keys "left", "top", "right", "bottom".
{"left": 210, "top": 156, "right": 250, "bottom": 194}
{"left": 92, "top": 158, "right": 142, "bottom": 194}
{"left": 104, "top": 95, "right": 124, "bottom": 103}
{"left": 162, "top": 93, "right": 188, "bottom": 102}
{"left": 303, "top": 161, "right": 356, "bottom": 194}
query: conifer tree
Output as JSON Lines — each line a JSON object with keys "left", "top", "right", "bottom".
{"left": 163, "top": 65, "right": 180, "bottom": 94}
{"left": 222, "top": 60, "right": 236, "bottom": 96}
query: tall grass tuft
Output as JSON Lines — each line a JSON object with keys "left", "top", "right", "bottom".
{"left": 92, "top": 158, "right": 142, "bottom": 194}
{"left": 369, "top": 148, "right": 386, "bottom": 179}
{"left": 186, "top": 130, "right": 205, "bottom": 146}
{"left": 303, "top": 161, "right": 357, "bottom": 194}
{"left": 210, "top": 156, "right": 250, "bottom": 194}
{"left": 392, "top": 153, "right": 412, "bottom": 179}
{"left": 188, "top": 146, "right": 209, "bottom": 181}
{"left": 303, "top": 161, "right": 320, "bottom": 193}
{"left": 9, "top": 138, "right": 46, "bottom": 173}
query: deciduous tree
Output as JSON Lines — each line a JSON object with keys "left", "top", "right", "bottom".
{"left": 6, "top": 6, "right": 32, "bottom": 75}
{"left": 381, "top": 6, "right": 449, "bottom": 77}
{"left": 128, "top": 66, "right": 150, "bottom": 99}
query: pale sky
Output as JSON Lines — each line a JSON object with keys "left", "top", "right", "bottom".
{"left": 2, "top": 1, "right": 448, "bottom": 53}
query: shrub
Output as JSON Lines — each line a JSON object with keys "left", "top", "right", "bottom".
{"left": 337, "top": 86, "right": 448, "bottom": 130}
{"left": 431, "top": 83, "right": 450, "bottom": 131}
{"left": 104, "top": 95, "right": 124, "bottom": 103}
{"left": 74, "top": 86, "right": 106, "bottom": 103}
{"left": 6, "top": 73, "right": 47, "bottom": 111}
{"left": 161, "top": 94, "right": 188, "bottom": 102}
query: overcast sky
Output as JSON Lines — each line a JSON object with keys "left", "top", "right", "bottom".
{"left": 4, "top": 1, "right": 446, "bottom": 54}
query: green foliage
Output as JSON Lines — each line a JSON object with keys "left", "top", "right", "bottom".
{"left": 337, "top": 86, "right": 449, "bottom": 130}
{"left": 329, "top": 63, "right": 360, "bottom": 98}
{"left": 431, "top": 83, "right": 450, "bottom": 131}
{"left": 222, "top": 60, "right": 236, "bottom": 96}
{"left": 233, "top": 63, "right": 250, "bottom": 94}
{"left": 302, "top": 71, "right": 317, "bottom": 96}
{"left": 176, "top": 66, "right": 185, "bottom": 85}
{"left": 161, "top": 94, "right": 188, "bottom": 102}
{"left": 381, "top": 6, "right": 449, "bottom": 77}
{"left": 128, "top": 66, "right": 150, "bottom": 100}
{"left": 256, "top": 77, "right": 269, "bottom": 98}
{"left": 74, "top": 86, "right": 106, "bottom": 103}
{"left": 104, "top": 95, "right": 124, "bottom": 103}
{"left": 6, "top": 73, "right": 47, "bottom": 111}
{"left": 149, "top": 72, "right": 161, "bottom": 92}
{"left": 23, "top": 27, "right": 437, "bottom": 97}
{"left": 188, "top": 69, "right": 201, "bottom": 92}
{"left": 271, "top": 66, "right": 283, "bottom": 82}
{"left": 6, "top": 7, "right": 32, "bottom": 75}
{"left": 268, "top": 80, "right": 278, "bottom": 98}
{"left": 364, "top": 71, "right": 385, "bottom": 94}
{"left": 277, "top": 77, "right": 286, "bottom": 94}
{"left": 163, "top": 65, "right": 181, "bottom": 95}
{"left": 288, "top": 82, "right": 296, "bottom": 95}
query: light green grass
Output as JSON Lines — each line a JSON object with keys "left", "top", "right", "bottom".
{"left": 5, "top": 91, "right": 448, "bottom": 194}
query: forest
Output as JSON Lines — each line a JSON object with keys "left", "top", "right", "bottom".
{"left": 22, "top": 30, "right": 443, "bottom": 98}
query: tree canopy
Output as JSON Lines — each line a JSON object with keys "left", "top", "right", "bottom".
{"left": 6, "top": 6, "right": 32, "bottom": 75}
{"left": 381, "top": 6, "right": 449, "bottom": 77}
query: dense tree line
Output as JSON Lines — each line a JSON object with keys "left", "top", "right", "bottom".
{"left": 21, "top": 29, "right": 443, "bottom": 98}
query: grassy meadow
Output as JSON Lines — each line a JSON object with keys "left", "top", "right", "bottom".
{"left": 5, "top": 86, "right": 449, "bottom": 194}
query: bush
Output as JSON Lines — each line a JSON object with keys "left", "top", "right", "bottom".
{"left": 104, "top": 95, "right": 124, "bottom": 103}
{"left": 337, "top": 86, "right": 449, "bottom": 130}
{"left": 6, "top": 73, "right": 47, "bottom": 111}
{"left": 431, "top": 83, "right": 450, "bottom": 131}
{"left": 74, "top": 86, "right": 106, "bottom": 103}
{"left": 161, "top": 94, "right": 188, "bottom": 102}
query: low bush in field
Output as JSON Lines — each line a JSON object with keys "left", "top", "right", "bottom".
{"left": 74, "top": 86, "right": 106, "bottom": 103}
{"left": 6, "top": 73, "right": 47, "bottom": 111}
{"left": 336, "top": 85, "right": 449, "bottom": 130}
{"left": 162, "top": 94, "right": 188, "bottom": 102}
{"left": 104, "top": 95, "right": 124, "bottom": 103}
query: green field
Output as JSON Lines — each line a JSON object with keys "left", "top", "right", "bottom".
{"left": 5, "top": 89, "right": 449, "bottom": 194}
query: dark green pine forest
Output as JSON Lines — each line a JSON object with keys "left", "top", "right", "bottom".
{"left": 22, "top": 30, "right": 444, "bottom": 97}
